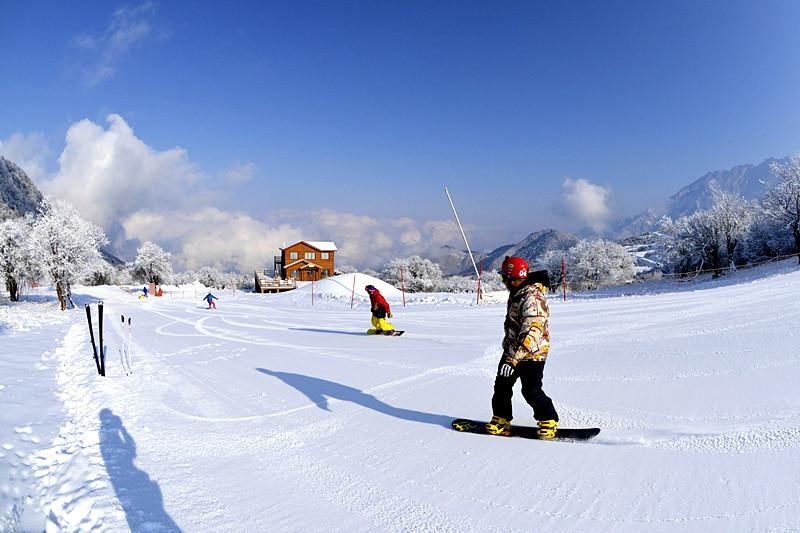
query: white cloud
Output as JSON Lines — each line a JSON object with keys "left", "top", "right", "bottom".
{"left": 122, "top": 208, "right": 304, "bottom": 272}
{"left": 70, "top": 2, "right": 158, "bottom": 86}
{"left": 0, "top": 132, "right": 50, "bottom": 182}
{"left": 560, "top": 177, "right": 612, "bottom": 232}
{"left": 271, "top": 210, "right": 463, "bottom": 269}
{"left": 28, "top": 113, "right": 466, "bottom": 272}
{"left": 41, "top": 114, "right": 201, "bottom": 230}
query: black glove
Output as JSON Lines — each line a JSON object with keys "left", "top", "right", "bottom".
{"left": 498, "top": 363, "right": 514, "bottom": 378}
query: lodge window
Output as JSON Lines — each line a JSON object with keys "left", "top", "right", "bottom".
{"left": 289, "top": 252, "right": 298, "bottom": 260}
{"left": 305, "top": 252, "right": 315, "bottom": 260}
{"left": 321, "top": 252, "right": 329, "bottom": 260}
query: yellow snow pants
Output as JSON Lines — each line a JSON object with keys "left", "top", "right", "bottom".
{"left": 368, "top": 316, "right": 395, "bottom": 334}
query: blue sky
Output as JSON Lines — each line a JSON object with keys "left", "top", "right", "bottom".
{"left": 2, "top": 1, "right": 800, "bottom": 270}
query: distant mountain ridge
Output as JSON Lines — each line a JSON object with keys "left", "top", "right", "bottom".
{"left": 612, "top": 156, "right": 787, "bottom": 238}
{"left": 434, "top": 229, "right": 580, "bottom": 275}
{"left": 0, "top": 156, "right": 43, "bottom": 219}
{"left": 437, "top": 154, "right": 793, "bottom": 275}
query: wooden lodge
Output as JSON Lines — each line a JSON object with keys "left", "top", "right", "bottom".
{"left": 255, "top": 240, "right": 337, "bottom": 293}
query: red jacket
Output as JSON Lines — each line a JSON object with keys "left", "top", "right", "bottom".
{"left": 369, "top": 290, "right": 391, "bottom": 318}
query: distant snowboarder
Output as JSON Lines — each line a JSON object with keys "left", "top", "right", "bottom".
{"left": 203, "top": 292, "right": 218, "bottom": 309}
{"left": 365, "top": 285, "right": 395, "bottom": 334}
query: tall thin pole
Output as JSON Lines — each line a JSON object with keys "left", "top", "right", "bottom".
{"left": 445, "top": 187, "right": 480, "bottom": 280}
{"left": 476, "top": 260, "right": 483, "bottom": 305}
{"left": 400, "top": 268, "right": 406, "bottom": 307}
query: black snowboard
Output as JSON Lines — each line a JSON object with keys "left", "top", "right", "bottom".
{"left": 451, "top": 418, "right": 600, "bottom": 441}
{"left": 368, "top": 330, "right": 405, "bottom": 336}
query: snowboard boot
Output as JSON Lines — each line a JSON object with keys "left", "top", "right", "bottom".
{"left": 537, "top": 419, "right": 558, "bottom": 439}
{"left": 485, "top": 416, "right": 511, "bottom": 436}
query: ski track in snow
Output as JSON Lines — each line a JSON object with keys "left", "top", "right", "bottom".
{"left": 7, "top": 265, "right": 800, "bottom": 531}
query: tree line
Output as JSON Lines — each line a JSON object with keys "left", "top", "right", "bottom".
{"left": 0, "top": 198, "right": 250, "bottom": 309}
{"left": 4, "top": 157, "right": 799, "bottom": 303}
{"left": 373, "top": 157, "right": 800, "bottom": 293}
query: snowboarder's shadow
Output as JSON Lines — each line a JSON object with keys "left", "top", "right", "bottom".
{"left": 256, "top": 368, "right": 452, "bottom": 428}
{"left": 99, "top": 408, "right": 181, "bottom": 532}
{"left": 289, "top": 327, "right": 365, "bottom": 336}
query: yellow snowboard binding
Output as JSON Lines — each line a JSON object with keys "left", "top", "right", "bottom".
{"left": 485, "top": 416, "right": 511, "bottom": 436}
{"left": 537, "top": 419, "right": 558, "bottom": 439}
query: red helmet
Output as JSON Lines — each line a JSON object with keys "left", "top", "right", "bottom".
{"left": 501, "top": 256, "right": 529, "bottom": 280}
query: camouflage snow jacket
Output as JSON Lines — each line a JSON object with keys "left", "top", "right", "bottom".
{"left": 502, "top": 280, "right": 550, "bottom": 365}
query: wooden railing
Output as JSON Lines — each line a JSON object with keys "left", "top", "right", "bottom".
{"left": 254, "top": 272, "right": 297, "bottom": 293}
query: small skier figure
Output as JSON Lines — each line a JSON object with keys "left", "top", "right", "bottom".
{"left": 142, "top": 286, "right": 149, "bottom": 298}
{"left": 485, "top": 256, "right": 559, "bottom": 439}
{"left": 203, "top": 292, "right": 218, "bottom": 309}
{"left": 365, "top": 284, "right": 395, "bottom": 334}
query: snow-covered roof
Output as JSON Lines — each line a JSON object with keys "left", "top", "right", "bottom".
{"left": 302, "top": 241, "right": 337, "bottom": 251}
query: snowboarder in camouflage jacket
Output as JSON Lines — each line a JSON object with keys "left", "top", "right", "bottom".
{"left": 486, "top": 256, "right": 559, "bottom": 438}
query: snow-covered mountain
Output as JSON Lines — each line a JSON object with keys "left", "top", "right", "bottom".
{"left": 612, "top": 156, "right": 787, "bottom": 238}
{"left": 0, "top": 156, "right": 43, "bottom": 220}
{"left": 436, "top": 155, "right": 791, "bottom": 275}
{"left": 436, "top": 229, "right": 581, "bottom": 275}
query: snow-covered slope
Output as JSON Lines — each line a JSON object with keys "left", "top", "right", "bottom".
{"left": 2, "top": 264, "right": 800, "bottom": 532}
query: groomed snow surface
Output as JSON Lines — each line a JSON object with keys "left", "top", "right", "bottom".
{"left": 2, "top": 265, "right": 800, "bottom": 532}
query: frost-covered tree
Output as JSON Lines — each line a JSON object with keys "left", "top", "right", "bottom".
{"left": 710, "top": 192, "right": 753, "bottom": 265}
{"left": 172, "top": 270, "right": 197, "bottom": 286}
{"left": 661, "top": 193, "right": 754, "bottom": 275}
{"left": 660, "top": 211, "right": 723, "bottom": 274}
{"left": 132, "top": 241, "right": 173, "bottom": 285}
{"left": 28, "top": 198, "right": 108, "bottom": 310}
{"left": 336, "top": 264, "right": 358, "bottom": 274}
{"left": 0, "top": 217, "right": 35, "bottom": 301}
{"left": 563, "top": 239, "right": 636, "bottom": 290}
{"left": 381, "top": 256, "right": 443, "bottom": 292}
{"left": 539, "top": 250, "right": 570, "bottom": 291}
{"left": 84, "top": 259, "right": 117, "bottom": 286}
{"left": 740, "top": 209, "right": 795, "bottom": 261}
{"left": 762, "top": 156, "right": 800, "bottom": 263}
{"left": 197, "top": 266, "right": 223, "bottom": 288}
